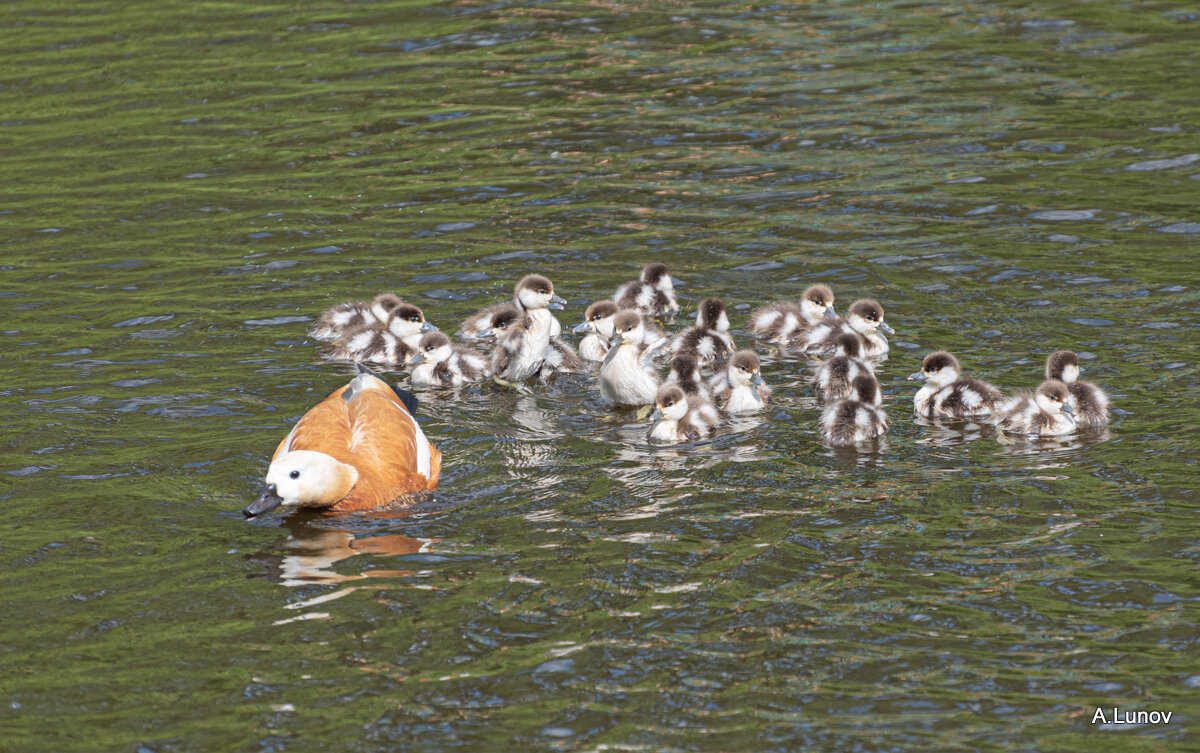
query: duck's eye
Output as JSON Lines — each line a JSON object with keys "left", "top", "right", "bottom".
{"left": 539, "top": 288, "right": 548, "bottom": 294}
{"left": 289, "top": 470, "right": 300, "bottom": 480}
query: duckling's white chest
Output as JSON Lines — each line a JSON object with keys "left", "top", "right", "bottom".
{"left": 725, "top": 385, "right": 765, "bottom": 414}
{"left": 599, "top": 346, "right": 657, "bottom": 405}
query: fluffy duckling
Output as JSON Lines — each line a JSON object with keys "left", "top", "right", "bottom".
{"left": 485, "top": 275, "right": 565, "bottom": 387}
{"left": 649, "top": 385, "right": 720, "bottom": 443}
{"left": 670, "top": 297, "right": 736, "bottom": 365}
{"left": 710, "top": 350, "right": 771, "bottom": 414}
{"left": 747, "top": 284, "right": 836, "bottom": 349}
{"left": 599, "top": 311, "right": 660, "bottom": 408}
{"left": 908, "top": 351, "right": 1003, "bottom": 418}
{"left": 309, "top": 293, "right": 403, "bottom": 342}
{"left": 811, "top": 333, "right": 876, "bottom": 402}
{"left": 458, "top": 301, "right": 514, "bottom": 340}
{"left": 804, "top": 299, "right": 893, "bottom": 360}
{"left": 243, "top": 371, "right": 441, "bottom": 517}
{"left": 993, "top": 379, "right": 1077, "bottom": 437}
{"left": 1045, "top": 350, "right": 1110, "bottom": 427}
{"left": 819, "top": 374, "right": 888, "bottom": 446}
{"left": 572, "top": 300, "right": 619, "bottom": 361}
{"left": 329, "top": 302, "right": 437, "bottom": 366}
{"left": 410, "top": 332, "right": 490, "bottom": 388}
{"left": 612, "top": 262, "right": 680, "bottom": 319}
{"left": 663, "top": 354, "right": 710, "bottom": 400}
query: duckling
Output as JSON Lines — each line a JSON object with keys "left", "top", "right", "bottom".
{"left": 599, "top": 311, "right": 660, "bottom": 408}
{"left": 819, "top": 374, "right": 888, "bottom": 446}
{"left": 663, "top": 353, "right": 711, "bottom": 400}
{"left": 710, "top": 350, "right": 771, "bottom": 414}
{"left": 329, "top": 302, "right": 437, "bottom": 366}
{"left": 908, "top": 351, "right": 1003, "bottom": 418}
{"left": 540, "top": 336, "right": 587, "bottom": 378}
{"left": 1045, "top": 350, "right": 1110, "bottom": 427}
{"left": 242, "top": 371, "right": 441, "bottom": 517}
{"left": 458, "top": 302, "right": 514, "bottom": 340}
{"left": 572, "top": 300, "right": 619, "bottom": 361}
{"left": 993, "top": 379, "right": 1076, "bottom": 437}
{"left": 410, "top": 332, "right": 490, "bottom": 388}
{"left": 747, "top": 284, "right": 836, "bottom": 349}
{"left": 309, "top": 293, "right": 404, "bottom": 342}
{"left": 649, "top": 385, "right": 720, "bottom": 443}
{"left": 811, "top": 333, "right": 876, "bottom": 402}
{"left": 612, "top": 262, "right": 680, "bottom": 319}
{"left": 804, "top": 299, "right": 893, "bottom": 360}
{"left": 487, "top": 275, "right": 565, "bottom": 388}
{"left": 670, "top": 297, "right": 736, "bottom": 365}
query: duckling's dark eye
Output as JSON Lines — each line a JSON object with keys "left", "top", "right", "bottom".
{"left": 289, "top": 470, "right": 300, "bottom": 479}
{"left": 539, "top": 288, "right": 548, "bottom": 294}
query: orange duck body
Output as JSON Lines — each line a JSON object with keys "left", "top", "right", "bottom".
{"left": 244, "top": 373, "right": 441, "bottom": 517}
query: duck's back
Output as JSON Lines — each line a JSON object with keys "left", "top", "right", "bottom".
{"left": 1070, "top": 380, "right": 1110, "bottom": 426}
{"left": 278, "top": 379, "right": 441, "bottom": 510}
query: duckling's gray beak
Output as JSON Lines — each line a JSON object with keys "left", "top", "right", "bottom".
{"left": 878, "top": 321, "right": 895, "bottom": 335}
{"left": 572, "top": 321, "right": 590, "bottom": 333}
{"left": 650, "top": 408, "right": 662, "bottom": 421}
{"left": 751, "top": 373, "right": 764, "bottom": 386}
{"left": 411, "top": 353, "right": 425, "bottom": 365}
{"left": 420, "top": 322, "right": 438, "bottom": 332}
{"left": 824, "top": 307, "right": 838, "bottom": 319}
{"left": 475, "top": 328, "right": 494, "bottom": 339}
{"left": 548, "top": 294, "right": 567, "bottom": 310}
{"left": 907, "top": 370, "right": 927, "bottom": 381}
{"left": 1062, "top": 401, "right": 1075, "bottom": 415}
{"left": 611, "top": 331, "right": 623, "bottom": 344}
{"left": 243, "top": 484, "right": 283, "bottom": 518}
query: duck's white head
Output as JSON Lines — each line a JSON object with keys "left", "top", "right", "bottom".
{"left": 244, "top": 450, "right": 360, "bottom": 517}
{"left": 833, "top": 333, "right": 862, "bottom": 359}
{"left": 1045, "top": 350, "right": 1081, "bottom": 384}
{"left": 909, "top": 351, "right": 961, "bottom": 388}
{"left": 387, "top": 303, "right": 436, "bottom": 338}
{"left": 1036, "top": 379, "right": 1074, "bottom": 417}
{"left": 370, "top": 293, "right": 405, "bottom": 322}
{"left": 611, "top": 310, "right": 645, "bottom": 347}
{"left": 852, "top": 374, "right": 882, "bottom": 407}
{"left": 800, "top": 284, "right": 836, "bottom": 324}
{"left": 652, "top": 384, "right": 689, "bottom": 422}
{"left": 726, "top": 350, "right": 764, "bottom": 388}
{"left": 413, "top": 331, "right": 453, "bottom": 365}
{"left": 846, "top": 299, "right": 893, "bottom": 337}
{"left": 696, "top": 297, "right": 730, "bottom": 332}
{"left": 515, "top": 274, "right": 566, "bottom": 312}
{"left": 573, "top": 300, "right": 619, "bottom": 338}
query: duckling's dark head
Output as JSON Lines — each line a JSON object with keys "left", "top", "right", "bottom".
{"left": 1045, "top": 350, "right": 1080, "bottom": 381}
{"left": 835, "top": 333, "right": 861, "bottom": 358}
{"left": 371, "top": 293, "right": 404, "bottom": 313}
{"left": 613, "top": 310, "right": 643, "bottom": 339}
{"left": 848, "top": 299, "right": 885, "bottom": 325}
{"left": 922, "top": 350, "right": 960, "bottom": 375}
{"left": 1037, "top": 379, "right": 1071, "bottom": 404}
{"left": 390, "top": 303, "right": 426, "bottom": 325}
{"left": 642, "top": 262, "right": 671, "bottom": 285}
{"left": 585, "top": 300, "right": 619, "bottom": 322}
{"left": 419, "top": 331, "right": 451, "bottom": 351}
{"left": 488, "top": 304, "right": 526, "bottom": 332}
{"left": 729, "top": 350, "right": 760, "bottom": 375}
{"left": 852, "top": 374, "right": 880, "bottom": 404}
{"left": 656, "top": 384, "right": 686, "bottom": 408}
{"left": 697, "top": 297, "right": 728, "bottom": 329}
{"left": 804, "top": 284, "right": 835, "bottom": 309}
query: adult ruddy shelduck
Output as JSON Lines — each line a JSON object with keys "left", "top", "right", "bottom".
{"left": 243, "top": 372, "right": 441, "bottom": 517}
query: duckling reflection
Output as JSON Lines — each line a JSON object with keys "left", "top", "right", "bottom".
{"left": 910, "top": 414, "right": 994, "bottom": 447}
{"left": 248, "top": 514, "right": 433, "bottom": 587}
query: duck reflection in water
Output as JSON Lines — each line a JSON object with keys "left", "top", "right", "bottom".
{"left": 246, "top": 512, "right": 435, "bottom": 587}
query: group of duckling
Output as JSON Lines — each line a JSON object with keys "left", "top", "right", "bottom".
{"left": 307, "top": 263, "right": 1110, "bottom": 446}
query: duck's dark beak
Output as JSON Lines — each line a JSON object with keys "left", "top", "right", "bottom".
{"left": 824, "top": 307, "right": 838, "bottom": 319}
{"left": 751, "top": 373, "right": 764, "bottom": 386}
{"left": 572, "top": 321, "right": 590, "bottom": 333}
{"left": 908, "top": 370, "right": 927, "bottom": 381}
{"left": 243, "top": 483, "right": 283, "bottom": 518}
{"left": 878, "top": 321, "right": 895, "bottom": 334}
{"left": 549, "top": 294, "right": 567, "bottom": 310}
{"left": 1062, "top": 401, "right": 1075, "bottom": 415}
{"left": 420, "top": 322, "right": 438, "bottom": 332}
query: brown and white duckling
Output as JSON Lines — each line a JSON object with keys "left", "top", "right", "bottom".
{"left": 480, "top": 275, "right": 565, "bottom": 388}
{"left": 747, "top": 284, "right": 836, "bottom": 349}
{"left": 410, "top": 332, "right": 491, "bottom": 388}
{"left": 309, "top": 293, "right": 404, "bottom": 342}
{"left": 811, "top": 333, "right": 876, "bottom": 402}
{"left": 663, "top": 354, "right": 711, "bottom": 400}
{"left": 804, "top": 299, "right": 893, "bottom": 360}
{"left": 649, "top": 385, "right": 720, "bottom": 443}
{"left": 329, "top": 302, "right": 437, "bottom": 367}
{"left": 710, "top": 351, "right": 771, "bottom": 414}
{"left": 599, "top": 311, "right": 660, "bottom": 408}
{"left": 612, "top": 262, "right": 680, "bottom": 319}
{"left": 819, "top": 374, "right": 888, "bottom": 446}
{"left": 572, "top": 300, "right": 619, "bottom": 361}
{"left": 1045, "top": 350, "right": 1109, "bottom": 427}
{"left": 670, "top": 297, "right": 736, "bottom": 365}
{"left": 993, "top": 379, "right": 1076, "bottom": 437}
{"left": 908, "top": 351, "right": 1003, "bottom": 418}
